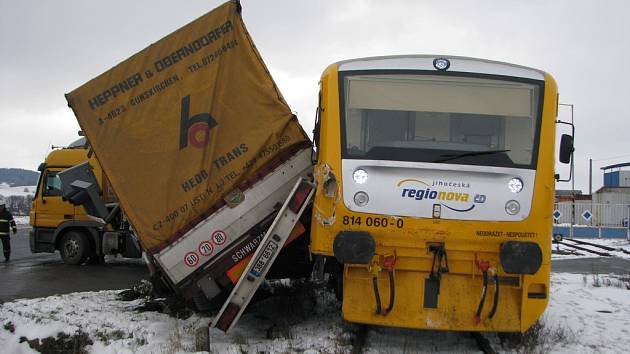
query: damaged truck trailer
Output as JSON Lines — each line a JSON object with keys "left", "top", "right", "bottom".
{"left": 62, "top": 0, "right": 314, "bottom": 308}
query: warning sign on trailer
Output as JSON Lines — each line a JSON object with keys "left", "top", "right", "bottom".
{"left": 198, "top": 241, "right": 214, "bottom": 256}
{"left": 184, "top": 252, "right": 200, "bottom": 267}
{"left": 212, "top": 230, "right": 228, "bottom": 245}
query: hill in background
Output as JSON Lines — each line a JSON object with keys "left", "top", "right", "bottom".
{"left": 0, "top": 168, "right": 39, "bottom": 187}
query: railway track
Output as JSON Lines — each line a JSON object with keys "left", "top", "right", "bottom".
{"left": 555, "top": 240, "right": 612, "bottom": 256}
{"left": 553, "top": 236, "right": 630, "bottom": 257}
{"left": 353, "top": 326, "right": 501, "bottom": 353}
{"left": 564, "top": 237, "right": 617, "bottom": 251}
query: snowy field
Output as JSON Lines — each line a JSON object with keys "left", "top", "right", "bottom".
{"left": 0, "top": 184, "right": 36, "bottom": 198}
{"left": 1, "top": 273, "right": 629, "bottom": 354}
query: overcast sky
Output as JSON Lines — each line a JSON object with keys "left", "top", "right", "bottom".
{"left": 1, "top": 0, "right": 629, "bottom": 193}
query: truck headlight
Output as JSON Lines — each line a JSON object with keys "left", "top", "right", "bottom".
{"left": 508, "top": 177, "right": 523, "bottom": 193}
{"left": 354, "top": 191, "right": 369, "bottom": 207}
{"left": 353, "top": 169, "right": 368, "bottom": 184}
{"left": 505, "top": 200, "right": 520, "bottom": 215}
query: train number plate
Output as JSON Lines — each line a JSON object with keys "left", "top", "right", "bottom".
{"left": 250, "top": 241, "right": 278, "bottom": 277}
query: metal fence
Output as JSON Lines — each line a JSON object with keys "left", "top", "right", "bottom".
{"left": 552, "top": 202, "right": 630, "bottom": 238}
{"left": 554, "top": 202, "right": 630, "bottom": 227}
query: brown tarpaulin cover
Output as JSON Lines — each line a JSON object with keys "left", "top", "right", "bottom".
{"left": 65, "top": 1, "right": 309, "bottom": 253}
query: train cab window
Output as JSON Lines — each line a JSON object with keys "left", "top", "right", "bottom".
{"left": 43, "top": 171, "right": 62, "bottom": 197}
{"left": 342, "top": 74, "right": 542, "bottom": 169}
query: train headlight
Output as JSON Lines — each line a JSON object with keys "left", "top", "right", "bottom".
{"left": 354, "top": 191, "right": 369, "bottom": 207}
{"left": 508, "top": 177, "right": 523, "bottom": 193}
{"left": 505, "top": 200, "right": 520, "bottom": 215}
{"left": 353, "top": 169, "right": 368, "bottom": 184}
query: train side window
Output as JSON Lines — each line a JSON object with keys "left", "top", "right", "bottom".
{"left": 43, "top": 172, "right": 62, "bottom": 197}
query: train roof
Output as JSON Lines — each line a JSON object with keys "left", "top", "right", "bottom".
{"left": 333, "top": 54, "right": 546, "bottom": 81}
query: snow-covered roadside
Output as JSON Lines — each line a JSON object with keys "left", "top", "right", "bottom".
{"left": 1, "top": 274, "right": 629, "bottom": 353}
{"left": 0, "top": 282, "right": 353, "bottom": 354}
{"left": 0, "top": 291, "right": 207, "bottom": 354}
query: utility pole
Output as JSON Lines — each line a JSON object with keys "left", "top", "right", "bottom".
{"left": 559, "top": 103, "right": 574, "bottom": 237}
{"left": 589, "top": 158, "right": 594, "bottom": 226}
{"left": 589, "top": 158, "right": 593, "bottom": 226}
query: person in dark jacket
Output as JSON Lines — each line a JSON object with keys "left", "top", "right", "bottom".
{"left": 0, "top": 199, "right": 17, "bottom": 262}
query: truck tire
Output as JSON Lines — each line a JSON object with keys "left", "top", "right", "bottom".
{"left": 60, "top": 231, "right": 90, "bottom": 265}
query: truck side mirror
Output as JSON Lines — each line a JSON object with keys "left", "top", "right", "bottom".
{"left": 559, "top": 134, "right": 574, "bottom": 164}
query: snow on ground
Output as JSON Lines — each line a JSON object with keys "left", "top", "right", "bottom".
{"left": 0, "top": 281, "right": 354, "bottom": 354}
{"left": 0, "top": 290, "right": 207, "bottom": 354}
{"left": 545, "top": 273, "right": 630, "bottom": 354}
{"left": 552, "top": 238, "right": 630, "bottom": 260}
{"left": 1, "top": 273, "right": 630, "bottom": 353}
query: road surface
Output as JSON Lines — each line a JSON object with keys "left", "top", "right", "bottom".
{"left": 0, "top": 226, "right": 148, "bottom": 302}
{"left": 2, "top": 226, "right": 628, "bottom": 302}
{"left": 552, "top": 256, "right": 630, "bottom": 275}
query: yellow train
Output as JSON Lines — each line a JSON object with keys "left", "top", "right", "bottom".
{"left": 309, "top": 55, "right": 572, "bottom": 333}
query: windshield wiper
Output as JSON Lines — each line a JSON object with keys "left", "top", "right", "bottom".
{"left": 433, "top": 149, "right": 511, "bottom": 163}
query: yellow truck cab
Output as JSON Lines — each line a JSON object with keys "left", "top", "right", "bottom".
{"left": 29, "top": 137, "right": 137, "bottom": 264}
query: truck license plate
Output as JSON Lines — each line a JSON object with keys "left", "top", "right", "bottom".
{"left": 250, "top": 241, "right": 278, "bottom": 277}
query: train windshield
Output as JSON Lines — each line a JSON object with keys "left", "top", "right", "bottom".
{"left": 341, "top": 73, "right": 543, "bottom": 169}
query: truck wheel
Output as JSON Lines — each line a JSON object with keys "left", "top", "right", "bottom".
{"left": 60, "top": 231, "right": 89, "bottom": 265}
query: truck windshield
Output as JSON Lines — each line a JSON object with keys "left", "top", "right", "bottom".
{"left": 341, "top": 73, "right": 543, "bottom": 169}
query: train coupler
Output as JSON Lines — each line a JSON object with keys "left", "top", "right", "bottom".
{"left": 423, "top": 245, "right": 449, "bottom": 309}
